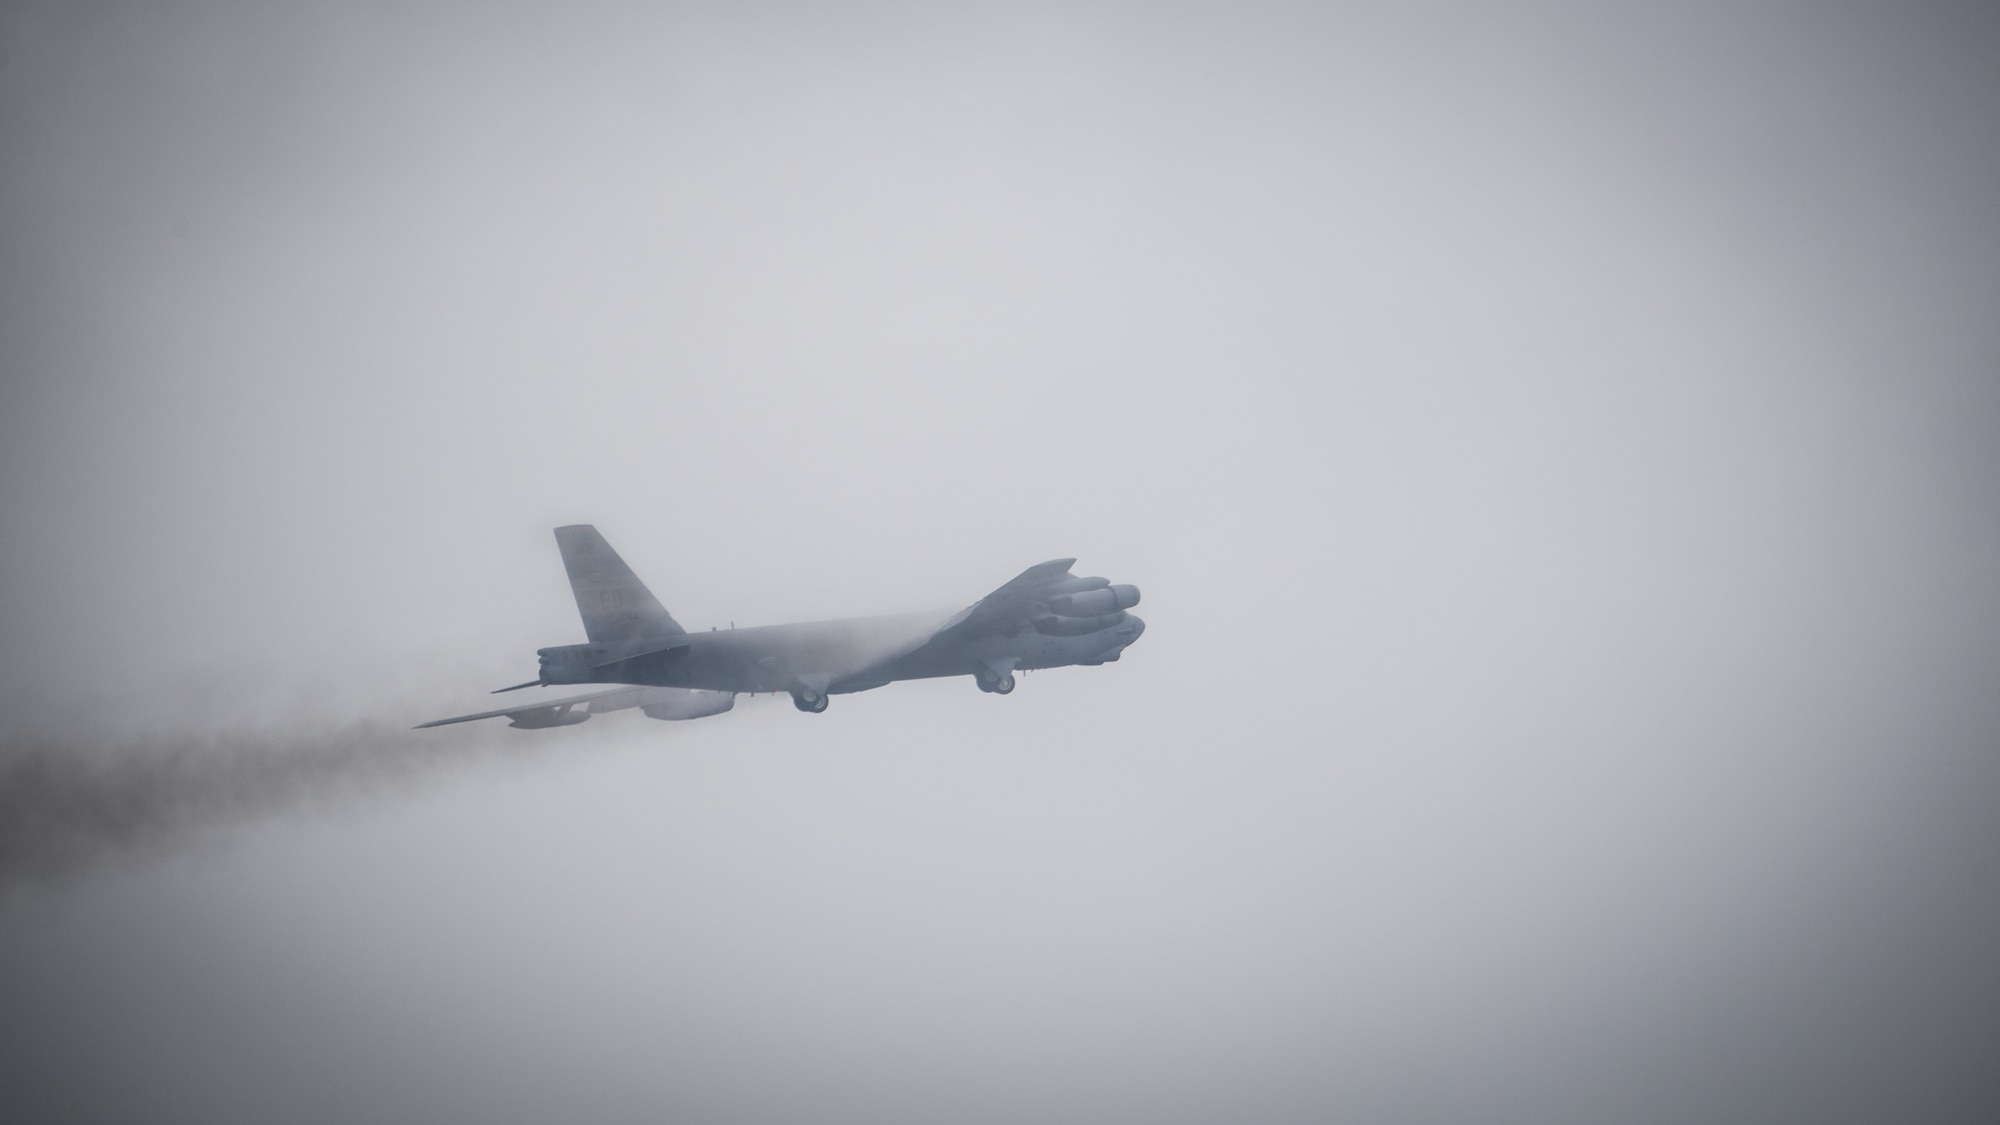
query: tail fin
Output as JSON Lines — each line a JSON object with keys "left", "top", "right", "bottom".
{"left": 553, "top": 525, "right": 686, "bottom": 642}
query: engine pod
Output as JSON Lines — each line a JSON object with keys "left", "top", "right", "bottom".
{"left": 639, "top": 689, "right": 736, "bottom": 721}
{"left": 1033, "top": 609, "right": 1129, "bottom": 636}
{"left": 506, "top": 703, "right": 592, "bottom": 728}
{"left": 1047, "top": 584, "right": 1140, "bottom": 617}
{"left": 1037, "top": 575, "right": 1111, "bottom": 598}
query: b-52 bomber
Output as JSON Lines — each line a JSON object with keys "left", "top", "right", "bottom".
{"left": 418, "top": 525, "right": 1144, "bottom": 729}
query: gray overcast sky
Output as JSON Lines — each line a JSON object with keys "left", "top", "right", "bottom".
{"left": 2, "top": 2, "right": 1997, "bottom": 1122}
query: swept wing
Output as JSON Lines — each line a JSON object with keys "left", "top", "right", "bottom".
{"left": 932, "top": 557, "right": 1079, "bottom": 641}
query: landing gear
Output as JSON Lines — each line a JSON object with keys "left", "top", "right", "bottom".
{"left": 974, "top": 669, "right": 1016, "bottom": 694}
{"left": 791, "top": 687, "right": 829, "bottom": 713}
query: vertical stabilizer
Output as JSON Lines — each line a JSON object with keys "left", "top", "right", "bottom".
{"left": 553, "top": 525, "right": 686, "bottom": 642}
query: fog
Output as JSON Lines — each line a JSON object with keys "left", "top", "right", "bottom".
{"left": 3, "top": 2, "right": 1997, "bottom": 1122}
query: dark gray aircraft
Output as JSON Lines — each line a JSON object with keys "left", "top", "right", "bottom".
{"left": 418, "top": 525, "right": 1144, "bottom": 729}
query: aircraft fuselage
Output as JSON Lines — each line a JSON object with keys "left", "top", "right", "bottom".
{"left": 537, "top": 607, "right": 1145, "bottom": 696}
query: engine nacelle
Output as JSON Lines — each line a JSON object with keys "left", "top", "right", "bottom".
{"left": 1033, "top": 609, "right": 1128, "bottom": 636}
{"left": 506, "top": 703, "right": 592, "bottom": 729}
{"left": 1047, "top": 584, "right": 1140, "bottom": 617}
{"left": 1037, "top": 575, "right": 1110, "bottom": 598}
{"left": 640, "top": 690, "right": 736, "bottom": 721}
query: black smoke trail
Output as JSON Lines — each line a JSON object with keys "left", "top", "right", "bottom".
{"left": 0, "top": 719, "right": 570, "bottom": 885}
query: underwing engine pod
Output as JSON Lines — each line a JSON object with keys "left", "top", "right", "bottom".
{"left": 506, "top": 702, "right": 592, "bottom": 729}
{"left": 1046, "top": 584, "right": 1141, "bottom": 617}
{"left": 637, "top": 689, "right": 736, "bottom": 721}
{"left": 1033, "top": 610, "right": 1129, "bottom": 637}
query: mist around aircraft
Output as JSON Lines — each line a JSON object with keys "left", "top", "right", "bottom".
{"left": 418, "top": 526, "right": 1145, "bottom": 729}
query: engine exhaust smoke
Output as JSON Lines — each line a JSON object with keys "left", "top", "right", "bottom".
{"left": 0, "top": 719, "right": 569, "bottom": 887}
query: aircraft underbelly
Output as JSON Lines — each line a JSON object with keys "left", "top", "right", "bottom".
{"left": 612, "top": 611, "right": 950, "bottom": 693}
{"left": 583, "top": 609, "right": 1140, "bottom": 693}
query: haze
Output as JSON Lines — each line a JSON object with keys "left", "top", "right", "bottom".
{"left": 3, "top": 2, "right": 1996, "bottom": 1122}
